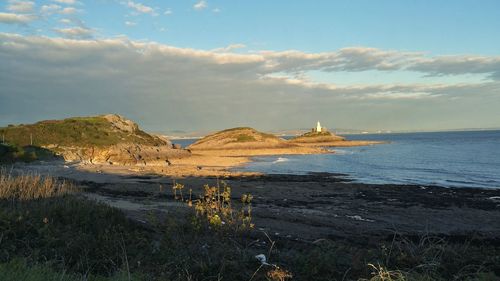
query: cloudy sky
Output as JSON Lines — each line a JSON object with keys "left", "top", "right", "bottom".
{"left": 1, "top": 0, "right": 499, "bottom": 133}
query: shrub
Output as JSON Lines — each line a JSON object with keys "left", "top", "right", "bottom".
{"left": 174, "top": 180, "right": 254, "bottom": 231}
{"left": 235, "top": 134, "right": 257, "bottom": 142}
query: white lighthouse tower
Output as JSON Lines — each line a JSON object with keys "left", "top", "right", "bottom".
{"left": 316, "top": 121, "right": 322, "bottom": 133}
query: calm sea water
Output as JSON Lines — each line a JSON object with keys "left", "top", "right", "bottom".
{"left": 173, "top": 130, "right": 500, "bottom": 189}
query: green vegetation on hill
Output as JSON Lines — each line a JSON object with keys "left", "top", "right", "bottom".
{"left": 290, "top": 130, "right": 346, "bottom": 143}
{"left": 214, "top": 127, "right": 277, "bottom": 140}
{"left": 300, "top": 131, "right": 333, "bottom": 137}
{"left": 217, "top": 127, "right": 254, "bottom": 133}
{"left": 0, "top": 115, "right": 166, "bottom": 148}
{"left": 235, "top": 134, "right": 257, "bottom": 142}
{"left": 0, "top": 143, "right": 59, "bottom": 163}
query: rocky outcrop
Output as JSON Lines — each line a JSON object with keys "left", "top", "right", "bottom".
{"left": 152, "top": 134, "right": 173, "bottom": 147}
{"left": 54, "top": 143, "right": 190, "bottom": 166}
{"left": 102, "top": 114, "right": 139, "bottom": 133}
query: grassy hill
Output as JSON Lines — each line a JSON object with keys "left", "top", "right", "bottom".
{"left": 188, "top": 127, "right": 292, "bottom": 150}
{"left": 0, "top": 114, "right": 167, "bottom": 148}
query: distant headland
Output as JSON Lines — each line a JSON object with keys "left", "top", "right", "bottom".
{"left": 0, "top": 115, "right": 382, "bottom": 177}
{"left": 289, "top": 121, "right": 383, "bottom": 147}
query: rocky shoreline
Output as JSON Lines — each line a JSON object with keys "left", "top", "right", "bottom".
{"left": 12, "top": 162, "right": 500, "bottom": 243}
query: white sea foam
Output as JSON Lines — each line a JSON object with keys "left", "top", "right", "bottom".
{"left": 333, "top": 149, "right": 353, "bottom": 155}
{"left": 346, "top": 215, "right": 374, "bottom": 222}
{"left": 273, "top": 157, "right": 289, "bottom": 164}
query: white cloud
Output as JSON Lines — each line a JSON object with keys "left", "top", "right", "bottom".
{"left": 211, "top": 44, "right": 246, "bottom": 53}
{"left": 7, "top": 1, "right": 35, "bottom": 13}
{"left": 53, "top": 27, "right": 93, "bottom": 38}
{"left": 408, "top": 55, "right": 500, "bottom": 79}
{"left": 363, "top": 91, "right": 437, "bottom": 100}
{"left": 125, "top": 21, "right": 137, "bottom": 27}
{"left": 0, "top": 33, "right": 499, "bottom": 131}
{"left": 60, "top": 7, "right": 78, "bottom": 14}
{"left": 164, "top": 9, "right": 172, "bottom": 15}
{"left": 0, "top": 12, "right": 36, "bottom": 24}
{"left": 57, "top": 17, "right": 87, "bottom": 29}
{"left": 212, "top": 8, "right": 221, "bottom": 13}
{"left": 52, "top": 0, "right": 77, "bottom": 4}
{"left": 256, "top": 47, "right": 500, "bottom": 81}
{"left": 40, "top": 4, "right": 61, "bottom": 15}
{"left": 59, "top": 18, "right": 72, "bottom": 24}
{"left": 126, "top": 1, "right": 156, "bottom": 15}
{"left": 40, "top": 4, "right": 81, "bottom": 16}
{"left": 194, "top": 0, "right": 207, "bottom": 10}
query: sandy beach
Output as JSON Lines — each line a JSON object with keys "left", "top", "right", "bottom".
{"left": 66, "top": 146, "right": 330, "bottom": 178}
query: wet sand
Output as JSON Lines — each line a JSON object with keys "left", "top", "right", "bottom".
{"left": 86, "top": 174, "right": 499, "bottom": 242}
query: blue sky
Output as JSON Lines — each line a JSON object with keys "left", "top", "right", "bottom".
{"left": 1, "top": 0, "right": 500, "bottom": 132}
{"left": 5, "top": 0, "right": 499, "bottom": 54}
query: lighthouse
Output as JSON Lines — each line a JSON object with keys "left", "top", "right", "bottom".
{"left": 316, "top": 121, "right": 322, "bottom": 133}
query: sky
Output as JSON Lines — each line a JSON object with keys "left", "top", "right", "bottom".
{"left": 1, "top": 0, "right": 500, "bottom": 133}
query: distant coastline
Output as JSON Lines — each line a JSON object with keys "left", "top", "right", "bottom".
{"left": 162, "top": 127, "right": 500, "bottom": 140}
{"left": 1, "top": 116, "right": 382, "bottom": 178}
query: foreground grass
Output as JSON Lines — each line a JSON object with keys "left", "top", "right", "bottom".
{"left": 0, "top": 171, "right": 499, "bottom": 280}
{"left": 0, "top": 259, "right": 143, "bottom": 281}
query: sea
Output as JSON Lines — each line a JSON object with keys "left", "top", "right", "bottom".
{"left": 172, "top": 130, "right": 500, "bottom": 189}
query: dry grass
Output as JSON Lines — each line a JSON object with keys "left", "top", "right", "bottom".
{"left": 364, "top": 264, "right": 406, "bottom": 281}
{"left": 396, "top": 235, "right": 447, "bottom": 273}
{"left": 0, "top": 169, "right": 76, "bottom": 200}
